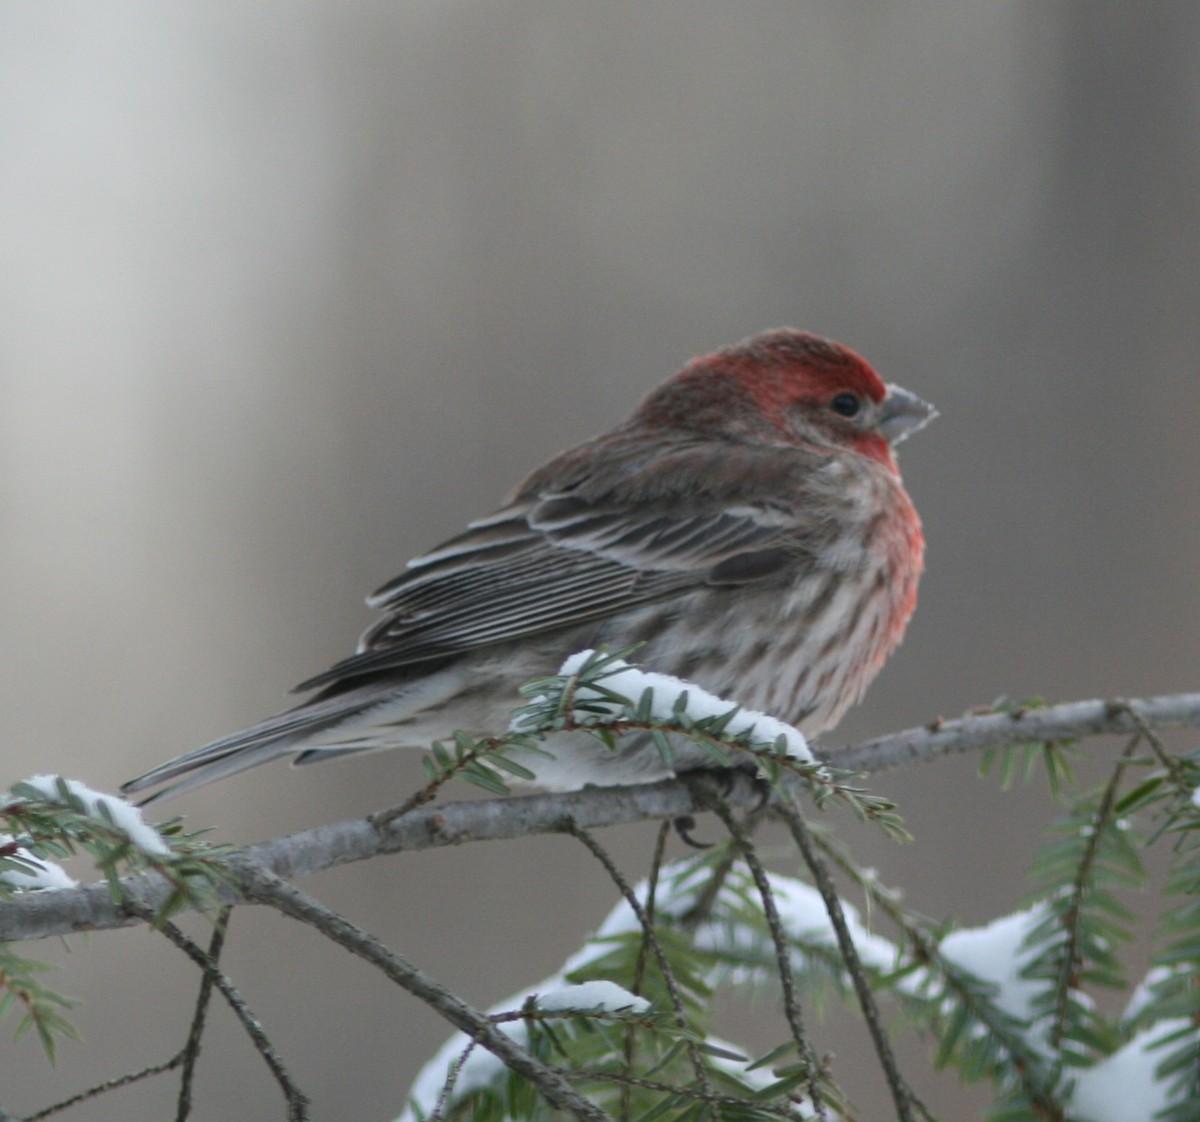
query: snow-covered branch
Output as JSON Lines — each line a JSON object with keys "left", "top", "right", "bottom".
{"left": 2, "top": 691, "right": 1198, "bottom": 944}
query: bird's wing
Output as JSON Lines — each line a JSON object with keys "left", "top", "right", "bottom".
{"left": 295, "top": 438, "right": 831, "bottom": 692}
{"left": 121, "top": 439, "right": 841, "bottom": 800}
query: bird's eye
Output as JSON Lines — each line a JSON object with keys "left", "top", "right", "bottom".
{"left": 830, "top": 393, "right": 861, "bottom": 418}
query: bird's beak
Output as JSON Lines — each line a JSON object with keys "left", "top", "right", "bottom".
{"left": 880, "top": 383, "right": 938, "bottom": 445}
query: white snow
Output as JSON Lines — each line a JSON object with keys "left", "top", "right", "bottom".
{"left": 396, "top": 1011, "right": 789, "bottom": 1122}
{"left": 535, "top": 980, "right": 649, "bottom": 1015}
{"left": 398, "top": 863, "right": 757, "bottom": 1121}
{"left": 396, "top": 861, "right": 856, "bottom": 1122}
{"left": 939, "top": 906, "right": 1045, "bottom": 1025}
{"left": 767, "top": 873, "right": 899, "bottom": 972}
{"left": 399, "top": 1029, "right": 511, "bottom": 1122}
{"left": 548, "top": 650, "right": 811, "bottom": 761}
{"left": 1122, "top": 967, "right": 1171, "bottom": 1023}
{"left": 0, "top": 833, "right": 77, "bottom": 890}
{"left": 398, "top": 846, "right": 1195, "bottom": 1122}
{"left": 1069, "top": 1020, "right": 1185, "bottom": 1122}
{"left": 396, "top": 978, "right": 788, "bottom": 1122}
{"left": 395, "top": 970, "right": 583, "bottom": 1122}
{"left": 18, "top": 775, "right": 170, "bottom": 856}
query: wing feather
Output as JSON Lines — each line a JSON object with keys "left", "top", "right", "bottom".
{"left": 295, "top": 438, "right": 831, "bottom": 693}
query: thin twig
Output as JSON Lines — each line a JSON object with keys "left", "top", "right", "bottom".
{"left": 369, "top": 734, "right": 519, "bottom": 830}
{"left": 22, "top": 1054, "right": 184, "bottom": 1121}
{"left": 703, "top": 793, "right": 829, "bottom": 1121}
{"left": 238, "top": 864, "right": 614, "bottom": 1122}
{"left": 430, "top": 1034, "right": 482, "bottom": 1122}
{"left": 807, "top": 827, "right": 1060, "bottom": 1118}
{"left": 623, "top": 820, "right": 672, "bottom": 1122}
{"left": 1119, "top": 702, "right": 1192, "bottom": 792}
{"left": 640, "top": 820, "right": 672, "bottom": 936}
{"left": 1048, "top": 734, "right": 1141, "bottom": 1049}
{"left": 122, "top": 901, "right": 310, "bottom": 1121}
{"left": 676, "top": 839, "right": 741, "bottom": 930}
{"left": 176, "top": 906, "right": 231, "bottom": 1121}
{"left": 19, "top": 910, "right": 237, "bottom": 1122}
{"left": 772, "top": 800, "right": 920, "bottom": 1122}
{"left": 560, "top": 821, "right": 713, "bottom": 1100}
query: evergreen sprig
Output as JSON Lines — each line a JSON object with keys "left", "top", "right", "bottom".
{"left": 0, "top": 780, "right": 232, "bottom": 1063}
{"left": 507, "top": 648, "right": 910, "bottom": 841}
{"left": 5, "top": 666, "right": 1200, "bottom": 1122}
{"left": 1128, "top": 746, "right": 1200, "bottom": 1122}
{"left": 0, "top": 943, "right": 78, "bottom": 1063}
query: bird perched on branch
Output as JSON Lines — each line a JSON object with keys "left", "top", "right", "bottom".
{"left": 124, "top": 329, "right": 935, "bottom": 802}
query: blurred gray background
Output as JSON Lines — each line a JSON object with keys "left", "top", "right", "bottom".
{"left": 2, "top": 3, "right": 1198, "bottom": 1119}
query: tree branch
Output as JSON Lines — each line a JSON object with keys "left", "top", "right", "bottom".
{"left": 0, "top": 775, "right": 762, "bottom": 942}
{"left": 239, "top": 866, "right": 615, "bottom": 1122}
{"left": 3, "top": 691, "right": 1198, "bottom": 943}
{"left": 703, "top": 794, "right": 830, "bottom": 1119}
{"left": 121, "top": 899, "right": 310, "bottom": 1120}
{"left": 832, "top": 692, "right": 1200, "bottom": 773}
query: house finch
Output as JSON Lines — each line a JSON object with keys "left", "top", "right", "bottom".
{"left": 123, "top": 329, "right": 934, "bottom": 801}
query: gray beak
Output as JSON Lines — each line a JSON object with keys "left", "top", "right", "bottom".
{"left": 880, "top": 383, "right": 937, "bottom": 445}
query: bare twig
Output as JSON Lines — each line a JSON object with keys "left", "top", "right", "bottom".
{"left": 1118, "top": 702, "right": 1193, "bottom": 791}
{"left": 675, "top": 812, "right": 764, "bottom": 930}
{"left": 22, "top": 1056, "right": 182, "bottom": 1122}
{"left": 623, "top": 820, "right": 672, "bottom": 1122}
{"left": 832, "top": 692, "right": 1200, "bottom": 773}
{"left": 122, "top": 901, "right": 310, "bottom": 1121}
{"left": 772, "top": 800, "right": 920, "bottom": 1122}
{"left": 238, "top": 865, "right": 615, "bottom": 1122}
{"left": 1048, "top": 734, "right": 1141, "bottom": 1049}
{"left": 430, "top": 1034, "right": 482, "bottom": 1122}
{"left": 808, "top": 828, "right": 1062, "bottom": 1116}
{"left": 703, "top": 793, "right": 829, "bottom": 1120}
{"left": 561, "top": 821, "right": 713, "bottom": 1099}
{"left": 176, "top": 906, "right": 231, "bottom": 1121}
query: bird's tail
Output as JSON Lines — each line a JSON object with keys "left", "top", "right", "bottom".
{"left": 120, "top": 686, "right": 390, "bottom": 804}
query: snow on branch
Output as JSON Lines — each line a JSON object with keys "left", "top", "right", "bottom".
{"left": 1, "top": 690, "right": 1198, "bottom": 944}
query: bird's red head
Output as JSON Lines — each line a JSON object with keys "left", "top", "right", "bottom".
{"left": 633, "top": 329, "right": 907, "bottom": 471}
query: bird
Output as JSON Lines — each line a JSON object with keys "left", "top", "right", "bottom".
{"left": 123, "top": 329, "right": 935, "bottom": 802}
